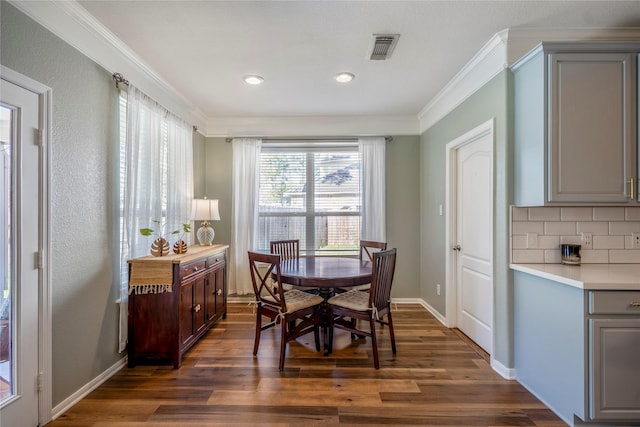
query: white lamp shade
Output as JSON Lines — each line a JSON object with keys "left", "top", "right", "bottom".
{"left": 191, "top": 198, "right": 220, "bottom": 221}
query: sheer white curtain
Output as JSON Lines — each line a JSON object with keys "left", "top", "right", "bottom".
{"left": 230, "top": 137, "right": 261, "bottom": 295}
{"left": 359, "top": 136, "right": 386, "bottom": 242}
{"left": 118, "top": 84, "right": 193, "bottom": 352}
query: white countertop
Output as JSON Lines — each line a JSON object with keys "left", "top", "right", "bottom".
{"left": 510, "top": 263, "right": 640, "bottom": 291}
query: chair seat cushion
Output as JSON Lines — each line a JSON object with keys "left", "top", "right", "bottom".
{"left": 327, "top": 290, "right": 370, "bottom": 311}
{"left": 264, "top": 289, "right": 323, "bottom": 313}
{"left": 338, "top": 283, "right": 371, "bottom": 292}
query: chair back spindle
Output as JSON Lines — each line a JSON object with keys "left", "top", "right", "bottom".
{"left": 270, "top": 239, "right": 300, "bottom": 260}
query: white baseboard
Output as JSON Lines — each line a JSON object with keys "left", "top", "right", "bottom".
{"left": 414, "top": 298, "right": 448, "bottom": 326}
{"left": 491, "top": 358, "right": 516, "bottom": 380}
{"left": 51, "top": 356, "right": 128, "bottom": 420}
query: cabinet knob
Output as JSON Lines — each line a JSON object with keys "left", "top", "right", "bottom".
{"left": 193, "top": 266, "right": 199, "bottom": 272}
{"left": 217, "top": 289, "right": 222, "bottom": 296}
{"left": 631, "top": 302, "right": 640, "bottom": 307}
{"left": 194, "top": 304, "right": 201, "bottom": 312}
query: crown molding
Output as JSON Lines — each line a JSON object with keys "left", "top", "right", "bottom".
{"left": 418, "top": 27, "right": 640, "bottom": 133}
{"left": 8, "top": 0, "right": 208, "bottom": 128}
{"left": 204, "top": 115, "right": 420, "bottom": 138}
{"left": 418, "top": 29, "right": 509, "bottom": 133}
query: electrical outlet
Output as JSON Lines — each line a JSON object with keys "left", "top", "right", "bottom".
{"left": 527, "top": 233, "right": 538, "bottom": 249}
{"left": 581, "top": 232, "right": 593, "bottom": 250}
{"left": 436, "top": 284, "right": 441, "bottom": 296}
{"left": 632, "top": 233, "right": 640, "bottom": 249}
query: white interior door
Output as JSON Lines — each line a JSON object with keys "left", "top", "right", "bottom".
{"left": 0, "top": 78, "right": 41, "bottom": 426}
{"left": 447, "top": 121, "right": 493, "bottom": 355}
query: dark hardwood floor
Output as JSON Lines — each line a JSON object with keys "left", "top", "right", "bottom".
{"left": 46, "top": 303, "right": 565, "bottom": 426}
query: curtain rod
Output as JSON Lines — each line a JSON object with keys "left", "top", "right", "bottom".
{"left": 113, "top": 71, "right": 200, "bottom": 133}
{"left": 224, "top": 136, "right": 393, "bottom": 143}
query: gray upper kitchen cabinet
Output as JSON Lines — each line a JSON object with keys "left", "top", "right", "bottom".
{"left": 512, "top": 42, "right": 640, "bottom": 206}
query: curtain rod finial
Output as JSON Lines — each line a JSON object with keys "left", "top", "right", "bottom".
{"left": 112, "top": 72, "right": 129, "bottom": 88}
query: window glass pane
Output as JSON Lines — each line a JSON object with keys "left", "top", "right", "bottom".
{"left": 258, "top": 144, "right": 360, "bottom": 256}
{"left": 118, "top": 94, "right": 128, "bottom": 289}
{"left": 259, "top": 152, "right": 306, "bottom": 212}
{"left": 257, "top": 216, "right": 306, "bottom": 252}
{"left": 316, "top": 216, "right": 360, "bottom": 254}
{"left": 314, "top": 152, "right": 360, "bottom": 212}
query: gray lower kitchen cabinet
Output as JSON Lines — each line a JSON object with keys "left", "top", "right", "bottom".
{"left": 512, "top": 42, "right": 639, "bottom": 206}
{"left": 588, "top": 292, "right": 640, "bottom": 421}
{"left": 514, "top": 271, "right": 640, "bottom": 425}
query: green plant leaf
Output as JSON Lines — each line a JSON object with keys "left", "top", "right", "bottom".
{"left": 139, "top": 228, "right": 154, "bottom": 236}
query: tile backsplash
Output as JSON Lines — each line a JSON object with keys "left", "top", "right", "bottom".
{"left": 511, "top": 206, "right": 640, "bottom": 264}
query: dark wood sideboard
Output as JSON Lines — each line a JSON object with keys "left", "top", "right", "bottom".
{"left": 127, "top": 244, "right": 228, "bottom": 368}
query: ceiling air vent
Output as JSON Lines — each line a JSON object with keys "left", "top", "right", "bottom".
{"left": 369, "top": 34, "right": 399, "bottom": 60}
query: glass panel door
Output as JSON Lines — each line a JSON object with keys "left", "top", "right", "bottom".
{"left": 0, "top": 105, "right": 13, "bottom": 403}
{"left": 0, "top": 75, "right": 41, "bottom": 426}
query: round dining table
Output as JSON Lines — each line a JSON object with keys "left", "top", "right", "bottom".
{"left": 278, "top": 256, "right": 372, "bottom": 290}
{"left": 277, "top": 256, "right": 373, "bottom": 355}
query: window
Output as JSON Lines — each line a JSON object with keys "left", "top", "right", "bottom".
{"left": 257, "top": 143, "right": 361, "bottom": 255}
{"left": 117, "top": 86, "right": 193, "bottom": 352}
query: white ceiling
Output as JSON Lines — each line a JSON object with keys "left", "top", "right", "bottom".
{"left": 16, "top": 1, "right": 640, "bottom": 135}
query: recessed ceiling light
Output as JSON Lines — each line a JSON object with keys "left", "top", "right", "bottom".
{"left": 335, "top": 72, "right": 355, "bottom": 83}
{"left": 244, "top": 75, "right": 264, "bottom": 85}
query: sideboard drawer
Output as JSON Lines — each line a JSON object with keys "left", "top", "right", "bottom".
{"left": 588, "top": 291, "right": 640, "bottom": 315}
{"left": 180, "top": 259, "right": 206, "bottom": 279}
{"left": 206, "top": 254, "right": 225, "bottom": 269}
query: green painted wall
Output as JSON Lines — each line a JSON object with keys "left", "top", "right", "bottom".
{"left": 1, "top": 2, "right": 122, "bottom": 406}
{"left": 420, "top": 71, "right": 514, "bottom": 368}
{"left": 193, "top": 130, "right": 207, "bottom": 199}
{"left": 204, "top": 137, "right": 233, "bottom": 247}
{"left": 204, "top": 135, "right": 421, "bottom": 298}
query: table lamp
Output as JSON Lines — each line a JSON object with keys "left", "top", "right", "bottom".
{"left": 191, "top": 198, "right": 220, "bottom": 245}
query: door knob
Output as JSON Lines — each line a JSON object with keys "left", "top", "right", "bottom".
{"left": 452, "top": 245, "right": 461, "bottom": 251}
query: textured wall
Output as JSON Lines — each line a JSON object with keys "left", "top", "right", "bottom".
{"left": 1, "top": 2, "right": 122, "bottom": 406}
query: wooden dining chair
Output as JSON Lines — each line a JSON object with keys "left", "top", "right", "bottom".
{"left": 338, "top": 240, "right": 387, "bottom": 292}
{"left": 270, "top": 239, "right": 317, "bottom": 293}
{"left": 248, "top": 251, "right": 323, "bottom": 371}
{"left": 327, "top": 248, "right": 397, "bottom": 369}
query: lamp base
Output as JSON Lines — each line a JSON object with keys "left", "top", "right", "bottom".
{"left": 197, "top": 224, "right": 215, "bottom": 245}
